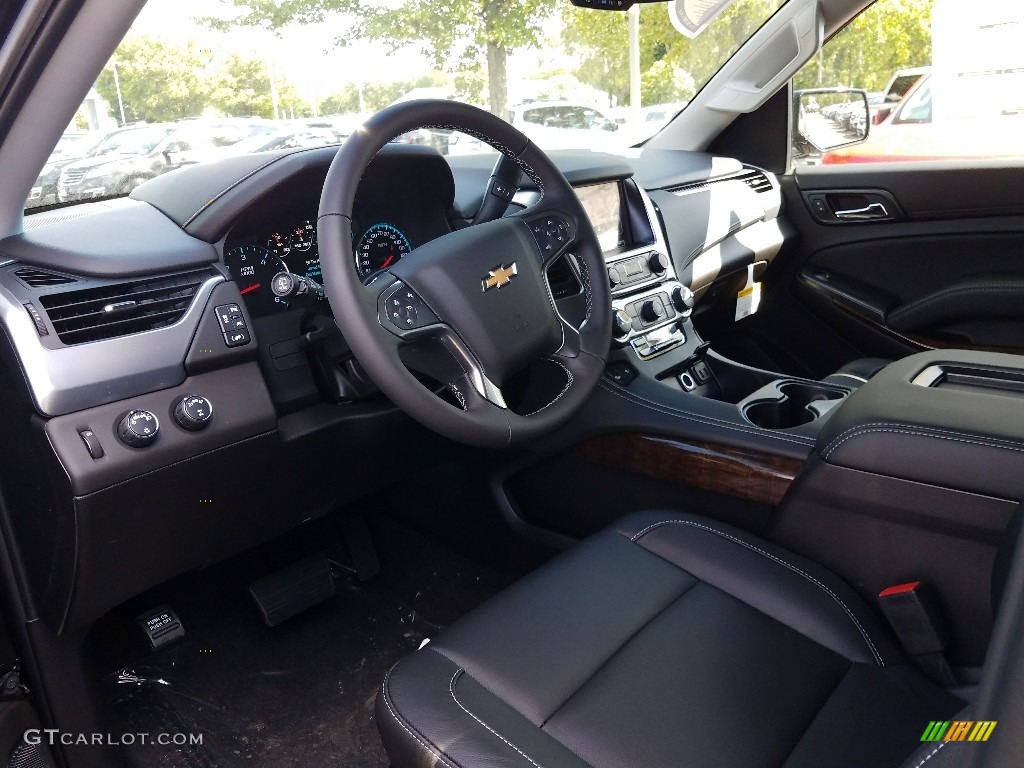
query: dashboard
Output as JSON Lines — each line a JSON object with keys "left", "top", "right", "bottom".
{"left": 0, "top": 141, "right": 784, "bottom": 636}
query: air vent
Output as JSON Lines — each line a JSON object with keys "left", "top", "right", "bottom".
{"left": 736, "top": 168, "right": 774, "bottom": 194}
{"left": 39, "top": 269, "right": 210, "bottom": 345}
{"left": 14, "top": 268, "right": 77, "bottom": 288}
{"left": 548, "top": 257, "right": 581, "bottom": 300}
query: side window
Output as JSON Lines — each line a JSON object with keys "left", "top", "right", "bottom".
{"left": 792, "top": 0, "right": 1024, "bottom": 165}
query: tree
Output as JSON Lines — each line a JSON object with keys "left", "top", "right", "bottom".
{"left": 201, "top": 0, "right": 556, "bottom": 118}
{"left": 794, "top": 0, "right": 934, "bottom": 91}
{"left": 95, "top": 37, "right": 209, "bottom": 123}
{"left": 563, "top": 0, "right": 783, "bottom": 107}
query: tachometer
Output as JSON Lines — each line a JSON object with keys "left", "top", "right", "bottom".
{"left": 224, "top": 244, "right": 291, "bottom": 315}
{"left": 356, "top": 223, "right": 411, "bottom": 278}
{"left": 290, "top": 220, "right": 316, "bottom": 253}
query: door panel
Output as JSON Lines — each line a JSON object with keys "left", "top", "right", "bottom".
{"left": 752, "top": 163, "right": 1024, "bottom": 376}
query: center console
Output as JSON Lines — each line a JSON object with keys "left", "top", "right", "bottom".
{"left": 580, "top": 178, "right": 853, "bottom": 445}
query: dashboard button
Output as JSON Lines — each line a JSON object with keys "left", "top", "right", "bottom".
{"left": 118, "top": 410, "right": 159, "bottom": 448}
{"left": 174, "top": 395, "right": 213, "bottom": 431}
{"left": 78, "top": 429, "right": 104, "bottom": 459}
{"left": 223, "top": 329, "right": 251, "bottom": 347}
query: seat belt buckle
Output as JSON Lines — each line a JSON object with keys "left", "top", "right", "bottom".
{"left": 878, "top": 581, "right": 957, "bottom": 685}
{"left": 877, "top": 581, "right": 949, "bottom": 655}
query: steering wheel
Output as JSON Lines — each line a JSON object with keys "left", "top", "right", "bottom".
{"left": 317, "top": 100, "right": 612, "bottom": 448}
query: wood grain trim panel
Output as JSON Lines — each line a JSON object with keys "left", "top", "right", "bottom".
{"left": 572, "top": 433, "right": 803, "bottom": 507}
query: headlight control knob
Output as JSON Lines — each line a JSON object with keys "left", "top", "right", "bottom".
{"left": 174, "top": 394, "right": 213, "bottom": 432}
{"left": 117, "top": 409, "right": 159, "bottom": 448}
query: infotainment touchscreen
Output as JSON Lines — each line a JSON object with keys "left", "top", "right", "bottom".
{"left": 575, "top": 182, "right": 624, "bottom": 253}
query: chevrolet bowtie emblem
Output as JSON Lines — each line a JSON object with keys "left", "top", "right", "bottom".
{"left": 482, "top": 262, "right": 518, "bottom": 292}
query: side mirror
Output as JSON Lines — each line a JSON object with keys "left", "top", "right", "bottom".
{"left": 793, "top": 88, "right": 869, "bottom": 157}
{"left": 603, "top": 120, "right": 618, "bottom": 132}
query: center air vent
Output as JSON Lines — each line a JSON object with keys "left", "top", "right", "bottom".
{"left": 14, "top": 268, "right": 77, "bottom": 288}
{"left": 736, "top": 168, "right": 774, "bottom": 194}
{"left": 548, "top": 257, "right": 582, "bottom": 300}
{"left": 39, "top": 269, "right": 210, "bottom": 345}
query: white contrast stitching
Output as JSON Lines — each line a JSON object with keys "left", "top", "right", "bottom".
{"left": 450, "top": 669, "right": 546, "bottom": 768}
{"left": 630, "top": 519, "right": 885, "bottom": 666}
{"left": 523, "top": 361, "right": 573, "bottom": 417}
{"left": 597, "top": 381, "right": 817, "bottom": 447}
{"left": 912, "top": 741, "right": 947, "bottom": 767}
{"left": 822, "top": 422, "right": 1024, "bottom": 461}
{"left": 382, "top": 664, "right": 460, "bottom": 768}
{"left": 183, "top": 154, "right": 287, "bottom": 227}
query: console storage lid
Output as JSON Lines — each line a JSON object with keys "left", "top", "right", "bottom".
{"left": 817, "top": 349, "right": 1024, "bottom": 499}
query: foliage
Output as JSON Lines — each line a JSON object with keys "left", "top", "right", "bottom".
{"left": 94, "top": 36, "right": 307, "bottom": 122}
{"left": 318, "top": 74, "right": 449, "bottom": 115}
{"left": 794, "top": 0, "right": 934, "bottom": 92}
{"left": 201, "top": 0, "right": 556, "bottom": 117}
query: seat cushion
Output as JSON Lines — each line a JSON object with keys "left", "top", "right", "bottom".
{"left": 377, "top": 510, "right": 963, "bottom": 768}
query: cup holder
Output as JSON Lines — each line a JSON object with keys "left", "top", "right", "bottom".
{"left": 740, "top": 380, "right": 847, "bottom": 430}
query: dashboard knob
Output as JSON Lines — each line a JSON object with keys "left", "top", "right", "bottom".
{"left": 174, "top": 394, "right": 214, "bottom": 432}
{"left": 640, "top": 299, "right": 666, "bottom": 323}
{"left": 672, "top": 285, "right": 695, "bottom": 315}
{"left": 608, "top": 266, "right": 622, "bottom": 287}
{"left": 649, "top": 252, "right": 670, "bottom": 275}
{"left": 117, "top": 409, "right": 159, "bottom": 448}
{"left": 613, "top": 309, "right": 633, "bottom": 338}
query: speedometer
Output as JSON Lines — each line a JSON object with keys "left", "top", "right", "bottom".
{"left": 224, "top": 244, "right": 291, "bottom": 315}
{"left": 355, "top": 223, "right": 411, "bottom": 278}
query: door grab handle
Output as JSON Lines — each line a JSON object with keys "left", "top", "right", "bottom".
{"left": 833, "top": 202, "right": 889, "bottom": 220}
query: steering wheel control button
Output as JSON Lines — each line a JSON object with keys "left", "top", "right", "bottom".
{"left": 117, "top": 409, "right": 159, "bottom": 448}
{"left": 528, "top": 215, "right": 574, "bottom": 258}
{"left": 78, "top": 429, "right": 104, "bottom": 460}
{"left": 489, "top": 179, "right": 516, "bottom": 202}
{"left": 174, "top": 395, "right": 214, "bottom": 431}
{"left": 379, "top": 282, "right": 439, "bottom": 334}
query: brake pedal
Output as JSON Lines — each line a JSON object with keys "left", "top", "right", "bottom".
{"left": 248, "top": 553, "right": 334, "bottom": 627}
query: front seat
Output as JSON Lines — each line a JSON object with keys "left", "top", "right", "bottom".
{"left": 377, "top": 509, "right": 1000, "bottom": 768}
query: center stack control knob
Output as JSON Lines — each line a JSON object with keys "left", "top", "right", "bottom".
{"left": 613, "top": 309, "right": 633, "bottom": 338}
{"left": 649, "top": 252, "right": 670, "bottom": 275}
{"left": 671, "top": 285, "right": 695, "bottom": 315}
{"left": 117, "top": 409, "right": 159, "bottom": 448}
{"left": 640, "top": 299, "right": 666, "bottom": 323}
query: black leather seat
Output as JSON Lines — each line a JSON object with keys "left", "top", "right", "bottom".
{"left": 377, "top": 510, "right": 967, "bottom": 768}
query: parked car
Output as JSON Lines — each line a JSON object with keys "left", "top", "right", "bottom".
{"left": 823, "top": 73, "right": 1024, "bottom": 163}
{"left": 57, "top": 120, "right": 267, "bottom": 201}
{"left": 26, "top": 132, "right": 100, "bottom": 206}
{"left": 509, "top": 101, "right": 622, "bottom": 149}
{"left": 230, "top": 126, "right": 340, "bottom": 154}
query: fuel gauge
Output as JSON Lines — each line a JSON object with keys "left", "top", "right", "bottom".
{"left": 291, "top": 220, "right": 316, "bottom": 252}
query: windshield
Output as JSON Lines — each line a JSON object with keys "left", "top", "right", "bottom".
{"left": 27, "top": 0, "right": 788, "bottom": 211}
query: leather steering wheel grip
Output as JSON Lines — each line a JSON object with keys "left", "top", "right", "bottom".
{"left": 316, "top": 99, "right": 611, "bottom": 448}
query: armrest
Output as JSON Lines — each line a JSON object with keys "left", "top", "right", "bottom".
{"left": 818, "top": 350, "right": 1024, "bottom": 499}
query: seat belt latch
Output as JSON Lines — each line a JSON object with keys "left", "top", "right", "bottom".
{"left": 878, "top": 581, "right": 955, "bottom": 685}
